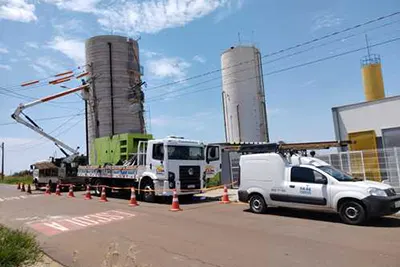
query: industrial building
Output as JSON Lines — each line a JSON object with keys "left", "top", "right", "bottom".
{"left": 85, "top": 35, "right": 152, "bottom": 165}
{"left": 330, "top": 47, "right": 400, "bottom": 184}
{"left": 221, "top": 45, "right": 269, "bottom": 143}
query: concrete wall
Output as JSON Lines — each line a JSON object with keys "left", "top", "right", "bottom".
{"left": 332, "top": 95, "right": 400, "bottom": 141}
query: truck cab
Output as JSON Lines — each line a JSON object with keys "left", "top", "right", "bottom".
{"left": 238, "top": 153, "right": 400, "bottom": 225}
{"left": 136, "top": 136, "right": 206, "bottom": 201}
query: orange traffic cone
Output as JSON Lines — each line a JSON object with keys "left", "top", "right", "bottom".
{"left": 17, "top": 183, "right": 21, "bottom": 190}
{"left": 170, "top": 189, "right": 182, "bottom": 212}
{"left": 99, "top": 187, "right": 108, "bottom": 202}
{"left": 21, "top": 183, "right": 26, "bottom": 192}
{"left": 67, "top": 185, "right": 75, "bottom": 198}
{"left": 45, "top": 184, "right": 51, "bottom": 195}
{"left": 84, "top": 185, "right": 92, "bottom": 200}
{"left": 129, "top": 187, "right": 139, "bottom": 206}
{"left": 220, "top": 185, "right": 231, "bottom": 204}
{"left": 55, "top": 184, "right": 61, "bottom": 196}
{"left": 27, "top": 184, "right": 32, "bottom": 194}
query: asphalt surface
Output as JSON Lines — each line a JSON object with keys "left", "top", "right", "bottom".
{"left": 1, "top": 184, "right": 400, "bottom": 267}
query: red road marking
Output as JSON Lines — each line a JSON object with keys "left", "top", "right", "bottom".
{"left": 29, "top": 210, "right": 135, "bottom": 236}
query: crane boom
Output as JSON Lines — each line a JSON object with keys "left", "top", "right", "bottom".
{"left": 11, "top": 84, "right": 89, "bottom": 163}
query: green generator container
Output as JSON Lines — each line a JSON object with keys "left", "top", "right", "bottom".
{"left": 91, "top": 133, "right": 153, "bottom": 166}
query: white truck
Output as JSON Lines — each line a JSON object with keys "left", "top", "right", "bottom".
{"left": 238, "top": 152, "right": 400, "bottom": 225}
{"left": 78, "top": 136, "right": 206, "bottom": 202}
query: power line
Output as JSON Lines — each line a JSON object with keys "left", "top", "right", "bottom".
{"left": 0, "top": 113, "right": 84, "bottom": 126}
{"left": 144, "top": 36, "right": 400, "bottom": 102}
{"left": 144, "top": 11, "right": 400, "bottom": 92}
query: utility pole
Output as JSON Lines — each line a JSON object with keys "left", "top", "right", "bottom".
{"left": 1, "top": 142, "right": 4, "bottom": 181}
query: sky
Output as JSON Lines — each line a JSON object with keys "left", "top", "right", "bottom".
{"left": 0, "top": 0, "right": 399, "bottom": 173}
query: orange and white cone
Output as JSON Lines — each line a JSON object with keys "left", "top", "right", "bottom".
{"left": 27, "top": 184, "right": 32, "bottom": 194}
{"left": 99, "top": 187, "right": 108, "bottom": 202}
{"left": 129, "top": 187, "right": 139, "bottom": 206}
{"left": 220, "top": 185, "right": 231, "bottom": 204}
{"left": 55, "top": 184, "right": 61, "bottom": 196}
{"left": 17, "top": 183, "right": 21, "bottom": 190}
{"left": 170, "top": 189, "right": 182, "bottom": 212}
{"left": 45, "top": 184, "right": 51, "bottom": 195}
{"left": 67, "top": 185, "right": 75, "bottom": 198}
{"left": 21, "top": 183, "right": 26, "bottom": 192}
{"left": 84, "top": 185, "right": 92, "bottom": 200}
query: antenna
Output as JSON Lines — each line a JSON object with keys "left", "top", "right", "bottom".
{"left": 238, "top": 32, "right": 241, "bottom": 45}
{"left": 251, "top": 30, "right": 255, "bottom": 46}
{"left": 365, "top": 34, "right": 371, "bottom": 58}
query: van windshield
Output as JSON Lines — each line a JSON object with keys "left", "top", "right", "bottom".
{"left": 317, "top": 165, "right": 357, "bottom": 182}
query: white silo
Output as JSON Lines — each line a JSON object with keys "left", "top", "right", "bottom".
{"left": 221, "top": 46, "right": 269, "bottom": 143}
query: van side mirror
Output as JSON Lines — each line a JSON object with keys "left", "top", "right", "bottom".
{"left": 315, "top": 176, "right": 327, "bottom": 185}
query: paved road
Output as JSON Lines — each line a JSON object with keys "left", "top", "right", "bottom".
{"left": 1, "top": 184, "right": 400, "bottom": 267}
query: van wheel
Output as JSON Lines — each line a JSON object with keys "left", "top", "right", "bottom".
{"left": 249, "top": 194, "right": 267, "bottom": 214}
{"left": 339, "top": 201, "right": 366, "bottom": 225}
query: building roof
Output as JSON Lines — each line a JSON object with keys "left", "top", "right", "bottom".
{"left": 332, "top": 95, "right": 400, "bottom": 111}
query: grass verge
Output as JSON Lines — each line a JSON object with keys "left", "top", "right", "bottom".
{"left": 0, "top": 175, "right": 33, "bottom": 185}
{"left": 0, "top": 225, "right": 42, "bottom": 267}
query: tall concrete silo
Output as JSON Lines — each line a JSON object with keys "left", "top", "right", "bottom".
{"left": 85, "top": 35, "right": 145, "bottom": 164}
{"left": 221, "top": 46, "right": 269, "bottom": 143}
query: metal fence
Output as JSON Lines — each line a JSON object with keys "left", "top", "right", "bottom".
{"left": 316, "top": 147, "right": 400, "bottom": 188}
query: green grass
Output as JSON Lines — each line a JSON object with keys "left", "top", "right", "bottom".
{"left": 0, "top": 226, "right": 42, "bottom": 267}
{"left": 0, "top": 175, "right": 32, "bottom": 185}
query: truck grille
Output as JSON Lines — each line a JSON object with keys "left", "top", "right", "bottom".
{"left": 385, "top": 188, "right": 397, "bottom": 197}
{"left": 179, "top": 166, "right": 201, "bottom": 189}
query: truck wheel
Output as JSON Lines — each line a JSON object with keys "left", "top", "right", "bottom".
{"left": 141, "top": 180, "right": 155, "bottom": 203}
{"left": 339, "top": 201, "right": 366, "bottom": 225}
{"left": 249, "top": 194, "right": 267, "bottom": 214}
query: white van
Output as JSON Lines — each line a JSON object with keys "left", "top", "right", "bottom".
{"left": 238, "top": 153, "right": 400, "bottom": 225}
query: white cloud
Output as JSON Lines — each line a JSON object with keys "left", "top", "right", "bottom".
{"left": 311, "top": 12, "right": 343, "bottom": 32}
{"left": 30, "top": 64, "right": 48, "bottom": 76}
{"left": 10, "top": 58, "right": 18, "bottom": 62}
{"left": 35, "top": 57, "right": 64, "bottom": 71}
{"left": 42, "top": 0, "right": 101, "bottom": 13}
{"left": 193, "top": 55, "right": 206, "bottom": 64}
{"left": 142, "top": 50, "right": 161, "bottom": 58}
{"left": 43, "top": 0, "right": 240, "bottom": 34}
{"left": 47, "top": 36, "right": 85, "bottom": 65}
{"left": 0, "top": 44, "right": 8, "bottom": 53}
{"left": 96, "top": 0, "right": 229, "bottom": 34}
{"left": 0, "top": 64, "right": 11, "bottom": 70}
{"left": 214, "top": 0, "right": 243, "bottom": 23}
{"left": 25, "top": 41, "right": 39, "bottom": 49}
{"left": 0, "top": 0, "right": 37, "bottom": 23}
{"left": 52, "top": 18, "right": 84, "bottom": 35}
{"left": 147, "top": 57, "right": 190, "bottom": 80}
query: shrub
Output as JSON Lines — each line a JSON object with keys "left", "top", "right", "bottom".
{"left": 0, "top": 226, "right": 42, "bottom": 267}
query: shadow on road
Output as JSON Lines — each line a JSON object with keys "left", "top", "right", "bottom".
{"left": 244, "top": 207, "right": 400, "bottom": 227}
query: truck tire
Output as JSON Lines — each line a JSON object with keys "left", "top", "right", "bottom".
{"left": 339, "top": 200, "right": 366, "bottom": 225}
{"left": 141, "top": 180, "right": 155, "bottom": 203}
{"left": 249, "top": 194, "right": 267, "bottom": 214}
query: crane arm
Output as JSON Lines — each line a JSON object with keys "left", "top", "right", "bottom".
{"left": 11, "top": 84, "right": 89, "bottom": 163}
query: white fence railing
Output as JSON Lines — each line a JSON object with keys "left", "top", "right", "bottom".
{"left": 316, "top": 147, "right": 400, "bottom": 188}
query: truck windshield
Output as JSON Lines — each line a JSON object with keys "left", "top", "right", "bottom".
{"left": 167, "top": 145, "right": 204, "bottom": 160}
{"left": 317, "top": 165, "right": 356, "bottom": 182}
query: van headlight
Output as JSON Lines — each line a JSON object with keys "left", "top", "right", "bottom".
{"left": 367, "top": 187, "right": 387, "bottom": 197}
